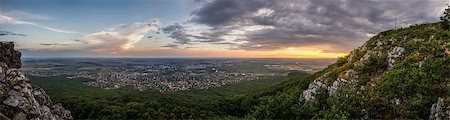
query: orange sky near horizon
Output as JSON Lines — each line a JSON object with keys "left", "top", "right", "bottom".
{"left": 107, "top": 47, "right": 349, "bottom": 58}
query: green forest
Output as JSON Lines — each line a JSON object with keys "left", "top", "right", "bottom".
{"left": 31, "top": 71, "right": 312, "bottom": 119}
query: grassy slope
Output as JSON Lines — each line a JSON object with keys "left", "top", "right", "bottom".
{"left": 222, "top": 23, "right": 450, "bottom": 119}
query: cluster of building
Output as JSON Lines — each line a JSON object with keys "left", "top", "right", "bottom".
{"left": 23, "top": 63, "right": 257, "bottom": 92}
{"left": 264, "top": 64, "right": 314, "bottom": 72}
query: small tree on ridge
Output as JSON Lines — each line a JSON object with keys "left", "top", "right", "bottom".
{"left": 440, "top": 4, "right": 450, "bottom": 30}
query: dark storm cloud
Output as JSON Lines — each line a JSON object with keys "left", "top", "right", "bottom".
{"left": 39, "top": 43, "right": 70, "bottom": 46}
{"left": 72, "top": 39, "right": 88, "bottom": 44}
{"left": 162, "top": 23, "right": 192, "bottom": 45}
{"left": 161, "top": 44, "right": 180, "bottom": 49}
{"left": 191, "top": 0, "right": 265, "bottom": 26}
{"left": 0, "top": 30, "right": 26, "bottom": 36}
{"left": 162, "top": 23, "right": 213, "bottom": 45}
{"left": 167, "top": 0, "right": 447, "bottom": 52}
{"left": 211, "top": 42, "right": 238, "bottom": 45}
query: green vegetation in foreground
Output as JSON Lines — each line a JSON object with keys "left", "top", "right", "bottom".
{"left": 30, "top": 71, "right": 309, "bottom": 119}
{"left": 254, "top": 22, "right": 449, "bottom": 119}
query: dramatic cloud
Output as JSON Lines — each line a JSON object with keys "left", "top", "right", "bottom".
{"left": 162, "top": 23, "right": 192, "bottom": 45}
{"left": 39, "top": 43, "right": 69, "bottom": 46}
{"left": 0, "top": 30, "right": 26, "bottom": 36}
{"left": 161, "top": 23, "right": 211, "bottom": 46}
{"left": 164, "top": 0, "right": 447, "bottom": 52}
{"left": 0, "top": 14, "right": 82, "bottom": 35}
{"left": 83, "top": 19, "right": 161, "bottom": 53}
{"left": 161, "top": 44, "right": 180, "bottom": 49}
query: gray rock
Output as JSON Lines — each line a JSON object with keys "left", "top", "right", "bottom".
{"left": 0, "top": 62, "right": 6, "bottom": 78}
{"left": 387, "top": 46, "right": 405, "bottom": 69}
{"left": 0, "top": 112, "right": 11, "bottom": 120}
{"left": 3, "top": 96, "right": 19, "bottom": 107}
{"left": 390, "top": 98, "right": 401, "bottom": 105}
{"left": 13, "top": 112, "right": 26, "bottom": 120}
{"left": 52, "top": 103, "right": 73, "bottom": 120}
{"left": 0, "top": 42, "right": 21, "bottom": 69}
{"left": 300, "top": 77, "right": 326, "bottom": 103}
{"left": 429, "top": 97, "right": 449, "bottom": 120}
{"left": 0, "top": 42, "right": 72, "bottom": 120}
{"left": 40, "top": 105, "right": 55, "bottom": 120}
{"left": 300, "top": 69, "right": 356, "bottom": 103}
{"left": 33, "top": 88, "right": 53, "bottom": 106}
{"left": 327, "top": 78, "right": 348, "bottom": 95}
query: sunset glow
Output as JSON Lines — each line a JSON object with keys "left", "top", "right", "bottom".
{"left": 0, "top": 0, "right": 446, "bottom": 58}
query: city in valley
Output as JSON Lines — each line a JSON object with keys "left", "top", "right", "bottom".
{"left": 21, "top": 58, "right": 334, "bottom": 92}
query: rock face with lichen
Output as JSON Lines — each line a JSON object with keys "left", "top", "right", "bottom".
{"left": 0, "top": 42, "right": 72, "bottom": 120}
{"left": 297, "top": 23, "right": 450, "bottom": 119}
{"left": 429, "top": 97, "right": 450, "bottom": 120}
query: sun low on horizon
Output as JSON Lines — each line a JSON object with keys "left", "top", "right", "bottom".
{"left": 0, "top": 0, "right": 447, "bottom": 58}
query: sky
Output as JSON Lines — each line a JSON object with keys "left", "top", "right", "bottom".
{"left": 0, "top": 0, "right": 447, "bottom": 58}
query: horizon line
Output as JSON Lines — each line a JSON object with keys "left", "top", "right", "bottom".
{"left": 21, "top": 56, "right": 339, "bottom": 59}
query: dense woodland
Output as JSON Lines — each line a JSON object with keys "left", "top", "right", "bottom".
{"left": 31, "top": 71, "right": 312, "bottom": 119}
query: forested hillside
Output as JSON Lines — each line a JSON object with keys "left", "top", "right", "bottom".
{"left": 30, "top": 72, "right": 309, "bottom": 119}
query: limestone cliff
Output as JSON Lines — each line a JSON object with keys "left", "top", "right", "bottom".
{"left": 0, "top": 42, "right": 72, "bottom": 120}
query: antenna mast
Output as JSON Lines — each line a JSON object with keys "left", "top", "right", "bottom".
{"left": 395, "top": 15, "right": 397, "bottom": 29}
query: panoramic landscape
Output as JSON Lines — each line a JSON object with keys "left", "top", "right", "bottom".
{"left": 0, "top": 0, "right": 449, "bottom": 119}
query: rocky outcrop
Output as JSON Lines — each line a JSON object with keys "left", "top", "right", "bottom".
{"left": 0, "top": 42, "right": 72, "bottom": 120}
{"left": 327, "top": 78, "right": 348, "bottom": 95}
{"left": 299, "top": 72, "right": 352, "bottom": 103}
{"left": 299, "top": 78, "right": 326, "bottom": 102}
{"left": 429, "top": 97, "right": 450, "bottom": 120}
{"left": 0, "top": 42, "right": 21, "bottom": 69}
{"left": 387, "top": 46, "right": 405, "bottom": 69}
{"left": 299, "top": 30, "right": 407, "bottom": 104}
{"left": 297, "top": 24, "right": 449, "bottom": 119}
{"left": 299, "top": 68, "right": 356, "bottom": 103}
